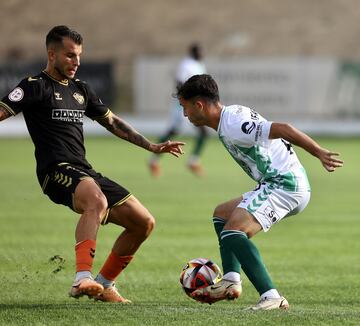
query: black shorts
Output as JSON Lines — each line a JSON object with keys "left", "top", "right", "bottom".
{"left": 39, "top": 163, "right": 131, "bottom": 214}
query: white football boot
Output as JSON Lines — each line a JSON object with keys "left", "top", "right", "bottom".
{"left": 191, "top": 279, "right": 242, "bottom": 304}
{"left": 69, "top": 277, "right": 103, "bottom": 299}
{"left": 246, "top": 296, "right": 289, "bottom": 311}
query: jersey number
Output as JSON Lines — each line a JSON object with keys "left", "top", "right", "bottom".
{"left": 281, "top": 139, "right": 294, "bottom": 154}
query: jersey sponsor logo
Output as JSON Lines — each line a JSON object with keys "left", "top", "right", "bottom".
{"left": 241, "top": 121, "right": 256, "bottom": 134}
{"left": 73, "top": 92, "right": 85, "bottom": 104}
{"left": 8, "top": 87, "right": 24, "bottom": 102}
{"left": 52, "top": 109, "right": 84, "bottom": 123}
{"left": 54, "top": 92, "right": 63, "bottom": 100}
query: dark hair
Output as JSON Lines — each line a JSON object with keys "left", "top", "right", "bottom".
{"left": 176, "top": 74, "right": 219, "bottom": 102}
{"left": 46, "top": 25, "right": 83, "bottom": 48}
{"left": 189, "top": 42, "right": 203, "bottom": 61}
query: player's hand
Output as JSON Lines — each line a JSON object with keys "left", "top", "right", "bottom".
{"left": 318, "top": 149, "right": 344, "bottom": 172}
{"left": 150, "top": 140, "right": 185, "bottom": 157}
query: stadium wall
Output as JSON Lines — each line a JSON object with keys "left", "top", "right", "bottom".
{"left": 135, "top": 57, "right": 360, "bottom": 119}
{"left": 132, "top": 56, "right": 360, "bottom": 136}
{"left": 1, "top": 57, "right": 360, "bottom": 137}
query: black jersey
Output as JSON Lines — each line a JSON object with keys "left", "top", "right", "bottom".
{"left": 0, "top": 71, "right": 110, "bottom": 176}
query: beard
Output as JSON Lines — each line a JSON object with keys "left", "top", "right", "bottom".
{"left": 54, "top": 62, "right": 73, "bottom": 80}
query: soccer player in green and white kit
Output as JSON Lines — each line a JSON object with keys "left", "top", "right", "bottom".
{"left": 176, "top": 74, "right": 343, "bottom": 310}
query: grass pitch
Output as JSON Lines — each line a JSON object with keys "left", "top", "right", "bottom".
{"left": 0, "top": 136, "right": 359, "bottom": 325}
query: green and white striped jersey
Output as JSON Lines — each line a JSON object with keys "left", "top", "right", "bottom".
{"left": 218, "top": 105, "right": 310, "bottom": 192}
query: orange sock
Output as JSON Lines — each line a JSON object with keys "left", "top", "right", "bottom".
{"left": 75, "top": 239, "right": 96, "bottom": 272}
{"left": 99, "top": 250, "right": 133, "bottom": 281}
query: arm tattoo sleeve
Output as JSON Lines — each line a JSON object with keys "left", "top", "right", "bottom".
{"left": 0, "top": 105, "right": 11, "bottom": 121}
{"left": 101, "top": 114, "right": 152, "bottom": 150}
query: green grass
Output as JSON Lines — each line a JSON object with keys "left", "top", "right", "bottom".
{"left": 0, "top": 136, "right": 359, "bottom": 325}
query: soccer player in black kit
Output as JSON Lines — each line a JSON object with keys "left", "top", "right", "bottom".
{"left": 0, "top": 25, "right": 185, "bottom": 303}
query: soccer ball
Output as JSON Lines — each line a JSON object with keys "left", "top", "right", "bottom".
{"left": 180, "top": 258, "right": 222, "bottom": 298}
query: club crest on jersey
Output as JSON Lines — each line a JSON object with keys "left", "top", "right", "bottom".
{"left": 73, "top": 92, "right": 84, "bottom": 104}
{"left": 241, "top": 121, "right": 256, "bottom": 134}
{"left": 8, "top": 87, "right": 24, "bottom": 102}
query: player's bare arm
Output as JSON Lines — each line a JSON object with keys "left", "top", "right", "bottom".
{"left": 0, "top": 105, "right": 11, "bottom": 122}
{"left": 269, "top": 122, "right": 344, "bottom": 172}
{"left": 98, "top": 112, "right": 185, "bottom": 157}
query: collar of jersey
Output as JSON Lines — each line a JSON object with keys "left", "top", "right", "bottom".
{"left": 217, "top": 105, "right": 225, "bottom": 133}
{"left": 42, "top": 70, "right": 69, "bottom": 86}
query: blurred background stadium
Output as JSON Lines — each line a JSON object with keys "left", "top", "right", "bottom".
{"left": 1, "top": 0, "right": 360, "bottom": 136}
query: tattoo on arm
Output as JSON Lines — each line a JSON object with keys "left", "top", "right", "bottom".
{"left": 100, "top": 114, "right": 152, "bottom": 150}
{"left": 0, "top": 106, "right": 11, "bottom": 121}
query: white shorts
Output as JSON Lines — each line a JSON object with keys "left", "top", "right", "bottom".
{"left": 238, "top": 182, "right": 311, "bottom": 232}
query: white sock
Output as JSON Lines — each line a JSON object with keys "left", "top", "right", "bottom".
{"left": 261, "top": 289, "right": 281, "bottom": 300}
{"left": 188, "top": 155, "right": 200, "bottom": 165}
{"left": 95, "top": 273, "right": 114, "bottom": 288}
{"left": 222, "top": 272, "right": 241, "bottom": 283}
{"left": 75, "top": 271, "right": 92, "bottom": 282}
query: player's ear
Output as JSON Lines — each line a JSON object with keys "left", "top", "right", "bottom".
{"left": 47, "top": 46, "right": 56, "bottom": 62}
{"left": 195, "top": 100, "right": 204, "bottom": 111}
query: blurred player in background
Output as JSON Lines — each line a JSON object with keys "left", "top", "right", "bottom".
{"left": 0, "top": 25, "right": 184, "bottom": 303}
{"left": 148, "top": 42, "right": 208, "bottom": 177}
{"left": 176, "top": 74, "right": 343, "bottom": 310}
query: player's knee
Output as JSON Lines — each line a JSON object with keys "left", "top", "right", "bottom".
{"left": 141, "top": 215, "right": 155, "bottom": 238}
{"left": 133, "top": 214, "right": 155, "bottom": 239}
{"left": 213, "top": 204, "right": 225, "bottom": 218}
{"left": 86, "top": 192, "right": 108, "bottom": 219}
{"left": 224, "top": 212, "right": 261, "bottom": 239}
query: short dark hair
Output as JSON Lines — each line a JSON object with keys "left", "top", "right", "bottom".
{"left": 176, "top": 74, "right": 220, "bottom": 102}
{"left": 189, "top": 42, "right": 203, "bottom": 61}
{"left": 46, "top": 25, "right": 83, "bottom": 48}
